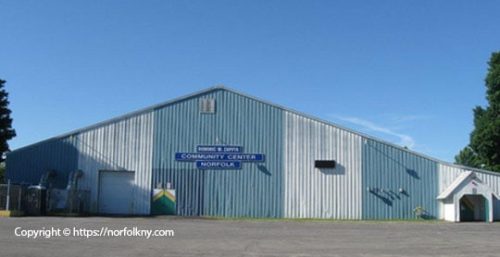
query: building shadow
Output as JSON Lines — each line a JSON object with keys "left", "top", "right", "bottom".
{"left": 318, "top": 163, "right": 346, "bottom": 175}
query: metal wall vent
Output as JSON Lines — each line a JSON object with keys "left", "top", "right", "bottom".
{"left": 199, "top": 98, "right": 216, "bottom": 114}
{"left": 315, "top": 160, "right": 336, "bottom": 168}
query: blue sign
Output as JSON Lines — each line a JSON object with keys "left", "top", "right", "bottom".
{"left": 196, "top": 161, "right": 241, "bottom": 169}
{"left": 196, "top": 145, "right": 243, "bottom": 153}
{"left": 175, "top": 145, "right": 265, "bottom": 170}
{"left": 175, "top": 153, "right": 265, "bottom": 162}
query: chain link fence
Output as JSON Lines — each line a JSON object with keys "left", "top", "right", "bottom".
{"left": 1, "top": 181, "right": 90, "bottom": 215}
{"left": 0, "top": 183, "right": 24, "bottom": 211}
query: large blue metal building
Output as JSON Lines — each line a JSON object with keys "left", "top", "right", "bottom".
{"left": 6, "top": 86, "right": 500, "bottom": 221}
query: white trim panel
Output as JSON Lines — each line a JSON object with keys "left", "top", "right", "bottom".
{"left": 284, "top": 112, "right": 362, "bottom": 219}
{"left": 77, "top": 112, "right": 154, "bottom": 215}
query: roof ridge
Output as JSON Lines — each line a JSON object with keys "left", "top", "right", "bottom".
{"left": 8, "top": 85, "right": 500, "bottom": 177}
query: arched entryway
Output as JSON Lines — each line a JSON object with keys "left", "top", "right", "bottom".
{"left": 437, "top": 171, "right": 496, "bottom": 222}
{"left": 459, "top": 195, "right": 488, "bottom": 222}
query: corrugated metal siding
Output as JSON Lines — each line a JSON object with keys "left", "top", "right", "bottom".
{"left": 76, "top": 112, "right": 154, "bottom": 214}
{"left": 438, "top": 163, "right": 500, "bottom": 220}
{"left": 6, "top": 136, "right": 79, "bottom": 188}
{"left": 438, "top": 164, "right": 465, "bottom": 198}
{"left": 438, "top": 164, "right": 500, "bottom": 195}
{"left": 283, "top": 113, "right": 362, "bottom": 219}
{"left": 362, "top": 139, "right": 439, "bottom": 219}
{"left": 152, "top": 89, "right": 284, "bottom": 217}
{"left": 164, "top": 169, "right": 205, "bottom": 216}
{"left": 15, "top": 86, "right": 500, "bottom": 221}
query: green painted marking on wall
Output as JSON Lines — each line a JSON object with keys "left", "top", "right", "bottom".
{"left": 151, "top": 189, "right": 176, "bottom": 215}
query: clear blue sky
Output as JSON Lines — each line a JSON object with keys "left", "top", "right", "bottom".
{"left": 1, "top": 1, "right": 499, "bottom": 162}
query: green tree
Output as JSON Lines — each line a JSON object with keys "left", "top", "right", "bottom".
{"left": 0, "top": 79, "right": 16, "bottom": 163}
{"left": 455, "top": 147, "right": 481, "bottom": 168}
{"left": 455, "top": 52, "right": 500, "bottom": 172}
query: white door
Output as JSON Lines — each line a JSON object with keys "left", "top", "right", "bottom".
{"left": 98, "top": 171, "right": 135, "bottom": 214}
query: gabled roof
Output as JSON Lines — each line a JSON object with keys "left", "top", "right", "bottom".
{"left": 7, "top": 85, "right": 500, "bottom": 177}
{"left": 437, "top": 171, "right": 500, "bottom": 200}
{"left": 437, "top": 171, "right": 474, "bottom": 200}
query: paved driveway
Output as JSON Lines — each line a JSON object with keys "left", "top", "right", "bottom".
{"left": 1, "top": 217, "right": 500, "bottom": 257}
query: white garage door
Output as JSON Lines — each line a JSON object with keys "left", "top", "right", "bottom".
{"left": 98, "top": 170, "right": 135, "bottom": 215}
